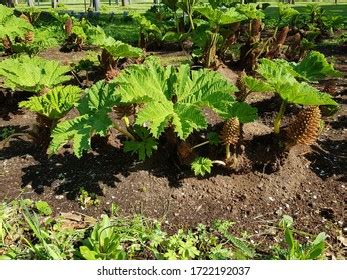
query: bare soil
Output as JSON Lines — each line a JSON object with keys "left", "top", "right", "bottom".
{"left": 0, "top": 46, "right": 346, "bottom": 258}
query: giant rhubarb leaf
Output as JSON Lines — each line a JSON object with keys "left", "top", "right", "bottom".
{"left": 0, "top": 55, "right": 71, "bottom": 93}
{"left": 291, "top": 51, "right": 342, "bottom": 81}
{"left": 19, "top": 85, "right": 82, "bottom": 119}
{"left": 117, "top": 58, "right": 237, "bottom": 140}
{"left": 49, "top": 81, "right": 120, "bottom": 158}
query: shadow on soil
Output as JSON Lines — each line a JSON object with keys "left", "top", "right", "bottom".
{"left": 0, "top": 136, "right": 198, "bottom": 199}
{"left": 0, "top": 90, "right": 33, "bottom": 121}
{"left": 306, "top": 138, "right": 347, "bottom": 182}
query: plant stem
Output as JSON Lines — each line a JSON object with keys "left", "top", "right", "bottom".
{"left": 113, "top": 122, "right": 135, "bottom": 141}
{"left": 212, "top": 160, "right": 226, "bottom": 166}
{"left": 273, "top": 26, "right": 279, "bottom": 40}
{"left": 225, "top": 144, "right": 231, "bottom": 160}
{"left": 274, "top": 101, "right": 287, "bottom": 134}
{"left": 205, "top": 31, "right": 218, "bottom": 68}
{"left": 174, "top": 11, "right": 179, "bottom": 33}
{"left": 191, "top": 140, "right": 210, "bottom": 150}
{"left": 188, "top": 11, "right": 195, "bottom": 31}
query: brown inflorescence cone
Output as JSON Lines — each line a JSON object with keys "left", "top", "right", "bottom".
{"left": 2, "top": 37, "right": 11, "bottom": 50}
{"left": 25, "top": 31, "right": 34, "bottom": 43}
{"left": 235, "top": 71, "right": 247, "bottom": 101}
{"left": 221, "top": 117, "right": 240, "bottom": 146}
{"left": 276, "top": 26, "right": 290, "bottom": 46}
{"left": 65, "top": 18, "right": 73, "bottom": 36}
{"left": 105, "top": 68, "right": 119, "bottom": 81}
{"left": 286, "top": 106, "right": 321, "bottom": 146}
{"left": 251, "top": 19, "right": 262, "bottom": 39}
{"left": 19, "top": 14, "right": 31, "bottom": 24}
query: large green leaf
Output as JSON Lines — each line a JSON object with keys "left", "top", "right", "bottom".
{"left": 0, "top": 5, "right": 32, "bottom": 42}
{"left": 243, "top": 76, "right": 274, "bottom": 93}
{"left": 0, "top": 55, "right": 71, "bottom": 93}
{"left": 78, "top": 81, "right": 120, "bottom": 114}
{"left": 277, "top": 82, "right": 337, "bottom": 106}
{"left": 135, "top": 100, "right": 174, "bottom": 138}
{"left": 49, "top": 81, "right": 120, "bottom": 158}
{"left": 117, "top": 59, "right": 237, "bottom": 140}
{"left": 195, "top": 6, "right": 247, "bottom": 26}
{"left": 278, "top": 3, "right": 299, "bottom": 23}
{"left": 130, "top": 12, "right": 161, "bottom": 34}
{"left": 102, "top": 38, "right": 143, "bottom": 59}
{"left": 176, "top": 65, "right": 237, "bottom": 115}
{"left": 226, "top": 102, "right": 258, "bottom": 123}
{"left": 19, "top": 86, "right": 82, "bottom": 120}
{"left": 292, "top": 51, "right": 342, "bottom": 81}
{"left": 172, "top": 104, "right": 208, "bottom": 139}
{"left": 256, "top": 58, "right": 337, "bottom": 106}
{"left": 236, "top": 3, "right": 265, "bottom": 20}
{"left": 48, "top": 115, "right": 92, "bottom": 158}
{"left": 88, "top": 27, "right": 143, "bottom": 59}
{"left": 257, "top": 58, "right": 298, "bottom": 89}
{"left": 116, "top": 58, "right": 173, "bottom": 103}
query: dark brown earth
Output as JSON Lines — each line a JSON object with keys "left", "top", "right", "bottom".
{"left": 0, "top": 46, "right": 346, "bottom": 259}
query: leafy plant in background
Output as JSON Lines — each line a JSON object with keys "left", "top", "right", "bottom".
{"left": 19, "top": 86, "right": 82, "bottom": 121}
{"left": 0, "top": 55, "right": 71, "bottom": 94}
{"left": 273, "top": 215, "right": 326, "bottom": 260}
{"left": 0, "top": 4, "right": 33, "bottom": 55}
{"left": 49, "top": 11, "right": 99, "bottom": 52}
{"left": 290, "top": 51, "right": 342, "bottom": 81}
{"left": 265, "top": 3, "right": 299, "bottom": 59}
{"left": 177, "top": 0, "right": 201, "bottom": 31}
{"left": 161, "top": 0, "right": 181, "bottom": 32}
{"left": 130, "top": 12, "right": 161, "bottom": 48}
{"left": 31, "top": 26, "right": 64, "bottom": 52}
{"left": 194, "top": 5, "right": 246, "bottom": 68}
{"left": 88, "top": 27, "right": 143, "bottom": 80}
{"left": 16, "top": 6, "right": 42, "bottom": 24}
{"left": 234, "top": 3, "right": 265, "bottom": 70}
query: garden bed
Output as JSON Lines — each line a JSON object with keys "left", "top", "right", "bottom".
{"left": 0, "top": 46, "right": 345, "bottom": 258}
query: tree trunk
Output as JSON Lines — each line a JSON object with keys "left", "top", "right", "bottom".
{"left": 51, "top": 0, "right": 58, "bottom": 8}
{"left": 93, "top": 0, "right": 100, "bottom": 11}
{"left": 28, "top": 0, "right": 34, "bottom": 7}
{"left": 7, "top": 0, "right": 15, "bottom": 7}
